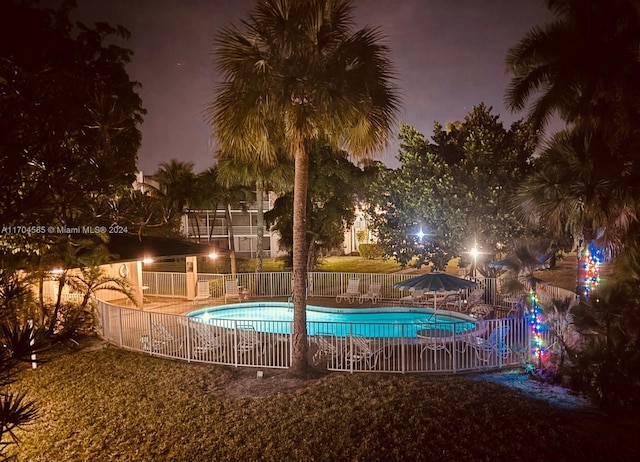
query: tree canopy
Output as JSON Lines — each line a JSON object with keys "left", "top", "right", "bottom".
{"left": 0, "top": 0, "right": 144, "bottom": 258}
{"left": 367, "top": 105, "right": 536, "bottom": 270}
{"left": 265, "top": 141, "right": 365, "bottom": 270}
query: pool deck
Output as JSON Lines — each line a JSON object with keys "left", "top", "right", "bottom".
{"left": 112, "top": 295, "right": 512, "bottom": 318}
{"left": 118, "top": 295, "right": 394, "bottom": 316}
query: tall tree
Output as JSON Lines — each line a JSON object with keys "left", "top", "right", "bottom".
{"left": 513, "top": 123, "right": 640, "bottom": 290}
{"left": 155, "top": 159, "right": 197, "bottom": 231}
{"left": 208, "top": 0, "right": 400, "bottom": 375}
{"left": 367, "top": 107, "right": 535, "bottom": 270}
{"left": 196, "top": 167, "right": 253, "bottom": 276}
{"left": 507, "top": 0, "right": 640, "bottom": 292}
{"left": 367, "top": 124, "right": 465, "bottom": 270}
{"left": 216, "top": 150, "right": 293, "bottom": 275}
{"left": 505, "top": 0, "right": 640, "bottom": 132}
{"left": 0, "top": 0, "right": 144, "bottom": 235}
{"left": 265, "top": 141, "right": 364, "bottom": 270}
{"left": 430, "top": 104, "right": 537, "bottom": 257}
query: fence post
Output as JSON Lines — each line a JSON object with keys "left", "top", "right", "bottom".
{"left": 185, "top": 318, "right": 191, "bottom": 363}
{"left": 117, "top": 305, "right": 123, "bottom": 347}
{"left": 452, "top": 322, "right": 457, "bottom": 373}
{"left": 233, "top": 320, "right": 239, "bottom": 367}
{"left": 401, "top": 324, "right": 405, "bottom": 374}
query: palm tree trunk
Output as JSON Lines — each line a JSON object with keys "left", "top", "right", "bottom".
{"left": 226, "top": 204, "right": 237, "bottom": 277}
{"left": 208, "top": 202, "right": 219, "bottom": 242}
{"left": 48, "top": 271, "right": 67, "bottom": 336}
{"left": 255, "top": 179, "right": 265, "bottom": 275}
{"left": 290, "top": 142, "right": 310, "bottom": 377}
{"left": 192, "top": 210, "right": 201, "bottom": 244}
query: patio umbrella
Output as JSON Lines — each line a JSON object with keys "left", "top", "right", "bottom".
{"left": 393, "top": 272, "right": 477, "bottom": 292}
{"left": 488, "top": 259, "right": 510, "bottom": 270}
{"left": 393, "top": 273, "right": 478, "bottom": 310}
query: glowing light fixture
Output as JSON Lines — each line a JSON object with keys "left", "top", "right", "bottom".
{"left": 470, "top": 245, "right": 479, "bottom": 278}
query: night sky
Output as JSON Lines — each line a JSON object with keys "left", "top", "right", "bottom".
{"left": 71, "top": 0, "right": 556, "bottom": 173}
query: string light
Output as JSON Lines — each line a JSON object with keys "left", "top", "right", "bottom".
{"left": 528, "top": 290, "right": 548, "bottom": 363}
{"left": 582, "top": 243, "right": 603, "bottom": 298}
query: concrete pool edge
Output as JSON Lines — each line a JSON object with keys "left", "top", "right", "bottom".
{"left": 187, "top": 301, "right": 477, "bottom": 323}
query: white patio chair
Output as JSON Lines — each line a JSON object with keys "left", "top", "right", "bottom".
{"left": 462, "top": 288, "right": 484, "bottom": 313}
{"left": 140, "top": 321, "right": 183, "bottom": 354}
{"left": 359, "top": 282, "right": 382, "bottom": 304}
{"left": 224, "top": 279, "right": 242, "bottom": 303}
{"left": 336, "top": 278, "right": 361, "bottom": 303}
{"left": 344, "top": 335, "right": 387, "bottom": 370}
{"left": 311, "top": 333, "right": 341, "bottom": 366}
{"left": 443, "top": 291, "right": 463, "bottom": 311}
{"left": 188, "top": 320, "right": 226, "bottom": 361}
{"left": 193, "top": 281, "right": 211, "bottom": 306}
{"left": 236, "top": 324, "right": 266, "bottom": 358}
{"left": 400, "top": 289, "right": 425, "bottom": 306}
{"left": 468, "top": 324, "right": 511, "bottom": 362}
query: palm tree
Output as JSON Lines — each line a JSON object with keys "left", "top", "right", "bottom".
{"left": 155, "top": 160, "right": 197, "bottom": 226}
{"left": 196, "top": 167, "right": 253, "bottom": 276}
{"left": 208, "top": 0, "right": 400, "bottom": 375}
{"left": 499, "top": 238, "right": 556, "bottom": 297}
{"left": 216, "top": 150, "right": 293, "bottom": 276}
{"left": 505, "top": 0, "right": 640, "bottom": 132}
{"left": 513, "top": 124, "right": 640, "bottom": 290}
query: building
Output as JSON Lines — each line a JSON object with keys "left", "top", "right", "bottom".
{"left": 180, "top": 191, "right": 282, "bottom": 259}
{"left": 134, "top": 171, "right": 373, "bottom": 259}
{"left": 181, "top": 200, "right": 373, "bottom": 260}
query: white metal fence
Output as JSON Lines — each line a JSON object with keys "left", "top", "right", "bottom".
{"left": 143, "top": 271, "right": 486, "bottom": 300}
{"left": 96, "top": 298, "right": 531, "bottom": 373}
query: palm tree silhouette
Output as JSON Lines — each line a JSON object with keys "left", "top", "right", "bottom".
{"left": 208, "top": 0, "right": 400, "bottom": 375}
{"left": 505, "top": 0, "right": 640, "bottom": 132}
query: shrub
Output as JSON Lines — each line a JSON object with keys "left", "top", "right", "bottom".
{"left": 358, "top": 244, "right": 384, "bottom": 260}
{"left": 565, "top": 281, "right": 640, "bottom": 414}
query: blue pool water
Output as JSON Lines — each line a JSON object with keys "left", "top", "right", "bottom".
{"left": 187, "top": 302, "right": 478, "bottom": 338}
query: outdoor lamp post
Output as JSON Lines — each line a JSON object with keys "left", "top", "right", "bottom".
{"left": 470, "top": 246, "right": 479, "bottom": 278}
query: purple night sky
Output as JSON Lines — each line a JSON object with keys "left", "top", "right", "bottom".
{"left": 70, "top": 0, "right": 557, "bottom": 174}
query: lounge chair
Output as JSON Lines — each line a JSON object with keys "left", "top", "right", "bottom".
{"left": 224, "top": 279, "right": 242, "bottom": 303}
{"left": 336, "top": 278, "right": 361, "bottom": 303}
{"left": 469, "top": 303, "right": 494, "bottom": 319}
{"left": 443, "top": 291, "right": 463, "bottom": 311}
{"left": 359, "top": 282, "right": 382, "bottom": 304}
{"left": 344, "top": 335, "right": 387, "bottom": 369}
{"left": 193, "top": 281, "right": 212, "bottom": 306}
{"left": 400, "top": 289, "right": 425, "bottom": 306}
{"left": 311, "top": 333, "right": 341, "bottom": 366}
{"left": 236, "top": 324, "right": 265, "bottom": 358}
{"left": 422, "top": 291, "right": 459, "bottom": 309}
{"left": 416, "top": 327, "right": 454, "bottom": 365}
{"left": 468, "top": 324, "right": 511, "bottom": 362}
{"left": 462, "top": 288, "right": 484, "bottom": 313}
{"left": 140, "top": 321, "right": 182, "bottom": 354}
{"left": 188, "top": 319, "right": 226, "bottom": 361}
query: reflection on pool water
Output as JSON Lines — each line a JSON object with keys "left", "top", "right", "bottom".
{"left": 187, "top": 302, "right": 478, "bottom": 338}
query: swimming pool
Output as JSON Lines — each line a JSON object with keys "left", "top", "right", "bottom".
{"left": 187, "top": 302, "right": 478, "bottom": 338}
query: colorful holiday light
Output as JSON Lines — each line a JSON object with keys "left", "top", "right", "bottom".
{"left": 528, "top": 290, "right": 548, "bottom": 363}
{"left": 582, "top": 243, "right": 603, "bottom": 298}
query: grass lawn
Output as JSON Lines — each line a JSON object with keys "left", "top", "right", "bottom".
{"left": 11, "top": 343, "right": 640, "bottom": 462}
{"left": 147, "top": 254, "right": 580, "bottom": 292}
